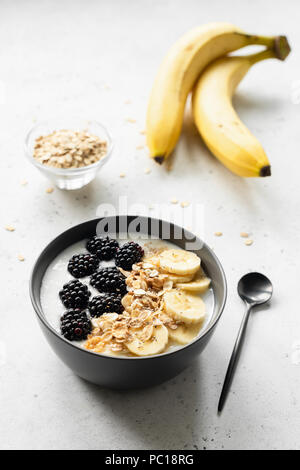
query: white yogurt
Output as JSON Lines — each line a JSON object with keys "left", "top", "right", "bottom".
{"left": 41, "top": 235, "right": 215, "bottom": 354}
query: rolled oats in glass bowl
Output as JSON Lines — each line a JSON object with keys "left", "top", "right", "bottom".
{"left": 24, "top": 117, "right": 113, "bottom": 190}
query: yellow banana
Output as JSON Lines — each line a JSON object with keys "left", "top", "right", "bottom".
{"left": 164, "top": 289, "right": 205, "bottom": 324}
{"left": 192, "top": 48, "right": 290, "bottom": 177}
{"left": 167, "top": 322, "right": 203, "bottom": 345}
{"left": 146, "top": 22, "right": 289, "bottom": 163}
{"left": 159, "top": 249, "right": 200, "bottom": 275}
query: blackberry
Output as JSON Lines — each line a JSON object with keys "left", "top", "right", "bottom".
{"left": 90, "top": 267, "right": 127, "bottom": 295}
{"left": 88, "top": 294, "right": 124, "bottom": 318}
{"left": 86, "top": 236, "right": 119, "bottom": 261}
{"left": 115, "top": 241, "right": 144, "bottom": 270}
{"left": 59, "top": 280, "right": 91, "bottom": 309}
{"left": 60, "top": 309, "right": 91, "bottom": 341}
{"left": 68, "top": 253, "right": 99, "bottom": 278}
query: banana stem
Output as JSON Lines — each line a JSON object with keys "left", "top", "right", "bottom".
{"left": 273, "top": 36, "right": 291, "bottom": 60}
{"left": 243, "top": 34, "right": 291, "bottom": 61}
{"left": 247, "top": 48, "right": 279, "bottom": 65}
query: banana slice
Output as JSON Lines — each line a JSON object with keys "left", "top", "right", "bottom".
{"left": 176, "top": 277, "right": 211, "bottom": 293}
{"left": 164, "top": 289, "right": 205, "bottom": 324}
{"left": 160, "top": 249, "right": 200, "bottom": 275}
{"left": 168, "top": 322, "right": 203, "bottom": 345}
{"left": 161, "top": 271, "right": 195, "bottom": 283}
{"left": 126, "top": 325, "right": 169, "bottom": 356}
{"left": 143, "top": 256, "right": 161, "bottom": 268}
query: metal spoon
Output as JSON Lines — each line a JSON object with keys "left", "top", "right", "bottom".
{"left": 218, "top": 272, "right": 273, "bottom": 413}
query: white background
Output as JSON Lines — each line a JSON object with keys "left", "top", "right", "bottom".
{"left": 1, "top": 0, "right": 299, "bottom": 450}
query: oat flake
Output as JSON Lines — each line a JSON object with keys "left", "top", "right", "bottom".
{"left": 5, "top": 225, "right": 15, "bottom": 232}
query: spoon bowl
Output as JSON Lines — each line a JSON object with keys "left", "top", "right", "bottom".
{"left": 238, "top": 272, "right": 273, "bottom": 306}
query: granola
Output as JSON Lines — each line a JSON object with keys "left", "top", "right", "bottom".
{"left": 84, "top": 254, "right": 198, "bottom": 357}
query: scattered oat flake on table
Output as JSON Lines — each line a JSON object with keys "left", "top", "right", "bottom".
{"left": 140, "top": 130, "right": 146, "bottom": 135}
{"left": 245, "top": 239, "right": 253, "bottom": 246}
{"left": 170, "top": 198, "right": 178, "bottom": 204}
{"left": 17, "top": 255, "right": 25, "bottom": 262}
{"left": 46, "top": 187, "right": 54, "bottom": 193}
{"left": 214, "top": 231, "right": 223, "bottom": 237}
{"left": 180, "top": 201, "right": 190, "bottom": 208}
{"left": 126, "top": 118, "right": 136, "bottom": 123}
{"left": 20, "top": 179, "right": 28, "bottom": 186}
{"left": 144, "top": 168, "right": 151, "bottom": 174}
{"left": 240, "top": 232, "right": 249, "bottom": 238}
{"left": 5, "top": 225, "right": 15, "bottom": 232}
{"left": 136, "top": 145, "right": 144, "bottom": 150}
{"left": 119, "top": 172, "right": 126, "bottom": 178}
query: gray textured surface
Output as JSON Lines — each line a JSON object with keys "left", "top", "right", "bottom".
{"left": 1, "top": 0, "right": 300, "bottom": 450}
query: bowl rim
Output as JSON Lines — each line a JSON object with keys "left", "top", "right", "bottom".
{"left": 24, "top": 118, "right": 114, "bottom": 175}
{"left": 29, "top": 216, "right": 227, "bottom": 361}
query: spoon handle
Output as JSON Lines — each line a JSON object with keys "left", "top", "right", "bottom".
{"left": 218, "top": 303, "right": 252, "bottom": 413}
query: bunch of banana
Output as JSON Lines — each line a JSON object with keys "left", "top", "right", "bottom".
{"left": 146, "top": 22, "right": 290, "bottom": 176}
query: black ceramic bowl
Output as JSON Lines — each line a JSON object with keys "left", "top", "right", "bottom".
{"left": 30, "top": 216, "right": 227, "bottom": 389}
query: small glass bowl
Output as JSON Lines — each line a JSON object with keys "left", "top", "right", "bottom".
{"left": 24, "top": 117, "right": 113, "bottom": 190}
